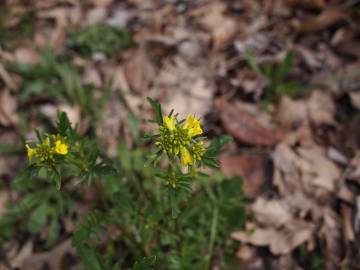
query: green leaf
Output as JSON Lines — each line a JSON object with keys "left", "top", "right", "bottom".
{"left": 77, "top": 244, "right": 105, "bottom": 270}
{"left": 56, "top": 111, "right": 72, "bottom": 135}
{"left": 46, "top": 217, "right": 60, "bottom": 247}
{"left": 147, "top": 97, "right": 163, "bottom": 126}
{"left": 119, "top": 139, "right": 131, "bottom": 171}
{"left": 277, "top": 81, "right": 310, "bottom": 97}
{"left": 219, "top": 176, "right": 243, "bottom": 198}
{"left": 67, "top": 24, "right": 132, "bottom": 57}
{"left": 202, "top": 156, "right": 220, "bottom": 168}
{"left": 170, "top": 189, "right": 180, "bottom": 218}
{"left": 27, "top": 203, "right": 48, "bottom": 234}
{"left": 275, "top": 51, "right": 294, "bottom": 83}
{"left": 205, "top": 135, "right": 232, "bottom": 157}
{"left": 144, "top": 149, "right": 162, "bottom": 167}
{"left": 132, "top": 256, "right": 157, "bottom": 270}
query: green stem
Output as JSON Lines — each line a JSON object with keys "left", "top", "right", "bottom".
{"left": 205, "top": 206, "right": 219, "bottom": 270}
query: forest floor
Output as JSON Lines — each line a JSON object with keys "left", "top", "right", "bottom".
{"left": 0, "top": 0, "right": 360, "bottom": 269}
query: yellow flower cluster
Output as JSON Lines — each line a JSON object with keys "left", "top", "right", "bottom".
{"left": 158, "top": 113, "right": 205, "bottom": 166}
{"left": 26, "top": 136, "right": 69, "bottom": 163}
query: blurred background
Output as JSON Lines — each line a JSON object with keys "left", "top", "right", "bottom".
{"left": 0, "top": 0, "right": 360, "bottom": 269}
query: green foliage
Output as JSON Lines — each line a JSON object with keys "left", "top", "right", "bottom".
{"left": 132, "top": 256, "right": 157, "bottom": 270}
{"left": 296, "top": 244, "right": 325, "bottom": 270}
{"left": 245, "top": 48, "right": 310, "bottom": 106}
{"left": 2, "top": 100, "right": 245, "bottom": 269}
{"left": 8, "top": 49, "right": 110, "bottom": 120}
{"left": 67, "top": 23, "right": 133, "bottom": 57}
{"left": 0, "top": 7, "right": 34, "bottom": 45}
{"left": 0, "top": 172, "right": 74, "bottom": 247}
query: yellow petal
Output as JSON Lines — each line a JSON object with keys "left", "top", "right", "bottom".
{"left": 26, "top": 144, "right": 36, "bottom": 160}
{"left": 180, "top": 147, "right": 192, "bottom": 166}
{"left": 185, "top": 114, "right": 203, "bottom": 137}
{"left": 163, "top": 116, "right": 175, "bottom": 131}
{"left": 55, "top": 140, "right": 68, "bottom": 155}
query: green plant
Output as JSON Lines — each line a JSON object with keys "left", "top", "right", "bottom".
{"left": 8, "top": 49, "right": 111, "bottom": 120}
{"left": 67, "top": 23, "right": 133, "bottom": 57}
{"left": 0, "top": 99, "right": 245, "bottom": 269}
{"left": 0, "top": 6, "right": 34, "bottom": 45}
{"left": 245, "top": 48, "right": 309, "bottom": 107}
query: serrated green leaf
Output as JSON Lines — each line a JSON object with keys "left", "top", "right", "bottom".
{"left": 275, "top": 51, "right": 294, "bottom": 83}
{"left": 119, "top": 139, "right": 131, "bottom": 171}
{"left": 77, "top": 244, "right": 105, "bottom": 270}
{"left": 56, "top": 111, "right": 72, "bottom": 135}
{"left": 147, "top": 97, "right": 163, "bottom": 126}
{"left": 205, "top": 135, "right": 232, "bottom": 157}
{"left": 132, "top": 256, "right": 156, "bottom": 270}
{"left": 27, "top": 203, "right": 48, "bottom": 234}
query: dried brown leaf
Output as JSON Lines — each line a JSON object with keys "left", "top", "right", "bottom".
{"left": 251, "top": 197, "right": 292, "bottom": 228}
{"left": 307, "top": 90, "right": 335, "bottom": 126}
{"left": 232, "top": 220, "right": 314, "bottom": 255}
{"left": 154, "top": 57, "right": 214, "bottom": 118}
{"left": 124, "top": 48, "right": 156, "bottom": 95}
{"left": 219, "top": 153, "right": 267, "bottom": 197}
{"left": 276, "top": 95, "right": 308, "bottom": 126}
{"left": 298, "top": 8, "right": 347, "bottom": 33}
{"left": 216, "top": 99, "right": 279, "bottom": 146}
{"left": 287, "top": 0, "right": 325, "bottom": 9}
{"left": 0, "top": 89, "right": 18, "bottom": 127}
{"left": 191, "top": 1, "right": 236, "bottom": 50}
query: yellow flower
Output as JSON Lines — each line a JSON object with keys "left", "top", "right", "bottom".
{"left": 184, "top": 114, "right": 202, "bottom": 137}
{"left": 163, "top": 115, "right": 176, "bottom": 131}
{"left": 180, "top": 146, "right": 192, "bottom": 166}
{"left": 54, "top": 140, "right": 68, "bottom": 155}
{"left": 26, "top": 144, "right": 36, "bottom": 160}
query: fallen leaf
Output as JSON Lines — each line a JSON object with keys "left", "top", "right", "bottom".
{"left": 219, "top": 153, "right": 268, "bottom": 196}
{"left": 154, "top": 57, "right": 214, "bottom": 119}
{"left": 349, "top": 91, "right": 360, "bottom": 110}
{"left": 216, "top": 99, "right": 279, "bottom": 146}
{"left": 96, "top": 96, "right": 127, "bottom": 157}
{"left": 286, "top": 0, "right": 325, "bottom": 9}
{"left": 297, "top": 146, "right": 341, "bottom": 192}
{"left": 191, "top": 1, "right": 236, "bottom": 50}
{"left": 22, "top": 239, "right": 75, "bottom": 270}
{"left": 0, "top": 89, "right": 18, "bottom": 127}
{"left": 251, "top": 197, "right": 292, "bottom": 228}
{"left": 232, "top": 220, "right": 314, "bottom": 255}
{"left": 124, "top": 47, "right": 156, "bottom": 95}
{"left": 0, "top": 63, "right": 17, "bottom": 91}
{"left": 86, "top": 7, "right": 107, "bottom": 25}
{"left": 10, "top": 241, "right": 33, "bottom": 269}
{"left": 319, "top": 208, "right": 343, "bottom": 268}
{"left": 341, "top": 203, "right": 355, "bottom": 242}
{"left": 276, "top": 95, "right": 308, "bottom": 127}
{"left": 14, "top": 47, "right": 39, "bottom": 65}
{"left": 40, "top": 104, "right": 81, "bottom": 128}
{"left": 93, "top": 0, "right": 113, "bottom": 6}
{"left": 82, "top": 67, "right": 102, "bottom": 88}
{"left": 298, "top": 8, "right": 347, "bottom": 33}
{"left": 307, "top": 90, "right": 335, "bottom": 126}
